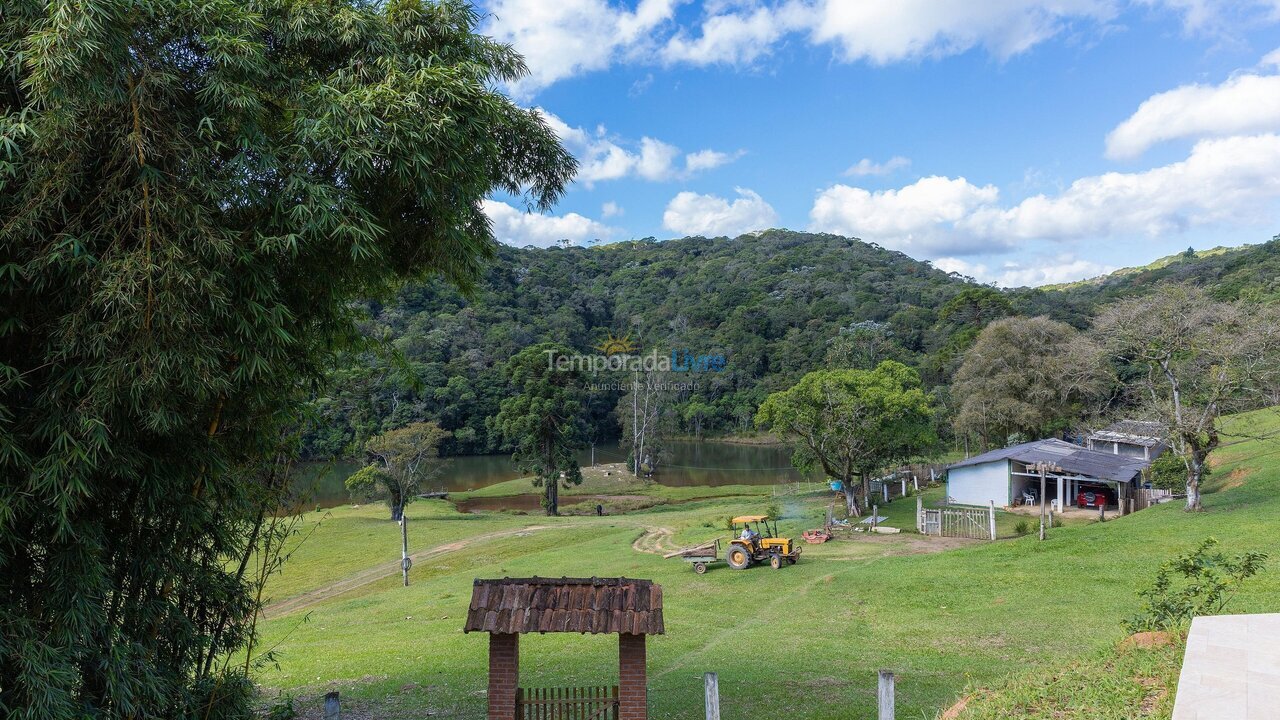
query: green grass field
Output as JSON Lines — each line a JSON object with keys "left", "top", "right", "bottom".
{"left": 254, "top": 410, "right": 1280, "bottom": 719}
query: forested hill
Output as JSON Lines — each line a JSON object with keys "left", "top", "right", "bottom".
{"left": 305, "top": 230, "right": 995, "bottom": 457}
{"left": 1026, "top": 235, "right": 1280, "bottom": 307}
{"left": 304, "top": 230, "right": 1280, "bottom": 459}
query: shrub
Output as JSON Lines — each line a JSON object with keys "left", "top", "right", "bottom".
{"left": 1125, "top": 537, "right": 1268, "bottom": 633}
{"left": 1014, "top": 520, "right": 1031, "bottom": 536}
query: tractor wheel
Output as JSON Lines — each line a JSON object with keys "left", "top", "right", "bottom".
{"left": 727, "top": 546, "right": 751, "bottom": 570}
{"left": 694, "top": 562, "right": 707, "bottom": 575}
{"left": 786, "top": 556, "right": 797, "bottom": 565}
{"left": 769, "top": 554, "right": 782, "bottom": 570}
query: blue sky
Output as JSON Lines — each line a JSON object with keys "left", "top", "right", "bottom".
{"left": 476, "top": 1, "right": 1280, "bottom": 286}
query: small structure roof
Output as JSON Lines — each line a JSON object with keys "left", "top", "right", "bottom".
{"left": 948, "top": 438, "right": 1149, "bottom": 483}
{"left": 464, "top": 577, "right": 664, "bottom": 635}
{"left": 1090, "top": 420, "right": 1166, "bottom": 447}
{"left": 731, "top": 515, "right": 768, "bottom": 523}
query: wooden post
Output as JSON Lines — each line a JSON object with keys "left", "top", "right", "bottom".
{"left": 878, "top": 670, "right": 895, "bottom": 720}
{"left": 883, "top": 483, "right": 889, "bottom": 503}
{"left": 900, "top": 479, "right": 906, "bottom": 498}
{"left": 704, "top": 672, "right": 720, "bottom": 720}
{"left": 988, "top": 500, "right": 996, "bottom": 540}
{"left": 1098, "top": 501, "right": 1105, "bottom": 522}
{"left": 913, "top": 475, "right": 919, "bottom": 492}
{"left": 872, "top": 505, "right": 878, "bottom": 530}
{"left": 323, "top": 691, "right": 340, "bottom": 720}
{"left": 400, "top": 509, "right": 410, "bottom": 587}
{"left": 1039, "top": 466, "right": 1047, "bottom": 541}
{"left": 916, "top": 496, "right": 923, "bottom": 533}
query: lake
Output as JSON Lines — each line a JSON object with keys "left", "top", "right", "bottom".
{"left": 292, "top": 439, "right": 811, "bottom": 510}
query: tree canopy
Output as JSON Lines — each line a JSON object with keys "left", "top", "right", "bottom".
{"left": 0, "top": 1, "right": 572, "bottom": 716}
{"left": 490, "top": 342, "right": 587, "bottom": 515}
{"left": 1092, "top": 285, "right": 1280, "bottom": 510}
{"left": 756, "top": 361, "right": 936, "bottom": 515}
{"left": 952, "top": 316, "right": 1109, "bottom": 448}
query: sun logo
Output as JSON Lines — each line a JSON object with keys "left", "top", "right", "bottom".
{"left": 595, "top": 331, "right": 638, "bottom": 356}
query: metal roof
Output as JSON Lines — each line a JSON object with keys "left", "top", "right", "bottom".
{"left": 948, "top": 438, "right": 1149, "bottom": 483}
{"left": 464, "top": 577, "right": 664, "bottom": 635}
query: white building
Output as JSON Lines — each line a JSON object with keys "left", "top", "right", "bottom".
{"left": 946, "top": 438, "right": 1150, "bottom": 510}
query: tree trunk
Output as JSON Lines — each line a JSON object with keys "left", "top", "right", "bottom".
{"left": 859, "top": 471, "right": 872, "bottom": 514}
{"left": 1185, "top": 453, "right": 1205, "bottom": 512}
{"left": 843, "top": 481, "right": 861, "bottom": 517}
{"left": 545, "top": 479, "right": 559, "bottom": 516}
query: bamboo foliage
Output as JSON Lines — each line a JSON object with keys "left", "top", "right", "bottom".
{"left": 0, "top": 1, "right": 574, "bottom": 717}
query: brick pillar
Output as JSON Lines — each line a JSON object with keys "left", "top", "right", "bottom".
{"left": 618, "top": 633, "right": 648, "bottom": 720}
{"left": 488, "top": 633, "right": 519, "bottom": 720}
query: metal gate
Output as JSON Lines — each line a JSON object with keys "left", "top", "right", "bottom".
{"left": 518, "top": 686, "right": 618, "bottom": 720}
{"left": 920, "top": 507, "right": 992, "bottom": 540}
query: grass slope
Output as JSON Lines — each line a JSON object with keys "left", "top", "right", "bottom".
{"left": 254, "top": 410, "right": 1280, "bottom": 719}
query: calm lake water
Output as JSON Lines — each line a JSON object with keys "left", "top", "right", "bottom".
{"left": 292, "top": 440, "right": 811, "bottom": 510}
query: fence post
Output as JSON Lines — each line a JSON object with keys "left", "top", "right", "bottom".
{"left": 877, "top": 670, "right": 895, "bottom": 720}
{"left": 872, "top": 505, "right": 878, "bottom": 530}
{"left": 704, "top": 672, "right": 720, "bottom": 720}
{"left": 323, "top": 691, "right": 340, "bottom": 720}
{"left": 883, "top": 483, "right": 889, "bottom": 503}
{"left": 916, "top": 496, "right": 923, "bottom": 533}
{"left": 988, "top": 500, "right": 996, "bottom": 540}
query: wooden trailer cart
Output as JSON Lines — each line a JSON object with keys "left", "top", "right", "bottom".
{"left": 663, "top": 539, "right": 721, "bottom": 574}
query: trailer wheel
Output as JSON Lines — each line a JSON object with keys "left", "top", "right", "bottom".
{"left": 694, "top": 562, "right": 707, "bottom": 575}
{"left": 769, "top": 554, "right": 782, "bottom": 570}
{"left": 786, "top": 557, "right": 797, "bottom": 565}
{"left": 727, "top": 546, "right": 751, "bottom": 570}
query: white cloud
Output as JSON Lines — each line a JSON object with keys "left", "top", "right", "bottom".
{"left": 966, "top": 134, "right": 1280, "bottom": 241}
{"left": 483, "top": 199, "right": 615, "bottom": 248}
{"left": 806, "top": 0, "right": 1116, "bottom": 64}
{"left": 661, "top": 4, "right": 805, "bottom": 66}
{"left": 484, "top": 1, "right": 1280, "bottom": 94}
{"left": 1264, "top": 46, "right": 1280, "bottom": 68}
{"left": 1105, "top": 73, "right": 1280, "bottom": 159}
{"left": 481, "top": 0, "right": 678, "bottom": 97}
{"left": 934, "top": 254, "right": 1116, "bottom": 287}
{"left": 809, "top": 175, "right": 1003, "bottom": 255}
{"left": 684, "top": 148, "right": 743, "bottom": 173}
{"left": 602, "top": 201, "right": 624, "bottom": 218}
{"left": 810, "top": 134, "right": 1280, "bottom": 255}
{"left": 663, "top": 187, "right": 780, "bottom": 237}
{"left": 844, "top": 156, "right": 912, "bottom": 177}
{"left": 541, "top": 110, "right": 740, "bottom": 185}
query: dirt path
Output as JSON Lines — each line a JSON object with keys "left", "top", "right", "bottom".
{"left": 264, "top": 525, "right": 554, "bottom": 618}
{"left": 630, "top": 526, "right": 677, "bottom": 555}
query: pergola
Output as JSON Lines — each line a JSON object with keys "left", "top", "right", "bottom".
{"left": 465, "top": 576, "right": 665, "bottom": 720}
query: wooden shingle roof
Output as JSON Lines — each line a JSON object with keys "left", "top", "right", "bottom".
{"left": 464, "top": 577, "right": 664, "bottom": 635}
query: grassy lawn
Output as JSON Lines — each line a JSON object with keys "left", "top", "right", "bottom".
{"left": 253, "top": 410, "right": 1280, "bottom": 719}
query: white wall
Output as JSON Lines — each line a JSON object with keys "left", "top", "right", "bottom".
{"left": 947, "top": 461, "right": 1010, "bottom": 507}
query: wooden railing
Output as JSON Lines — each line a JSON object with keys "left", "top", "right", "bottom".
{"left": 517, "top": 686, "right": 618, "bottom": 720}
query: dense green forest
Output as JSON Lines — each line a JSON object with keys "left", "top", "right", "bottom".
{"left": 303, "top": 230, "right": 1280, "bottom": 459}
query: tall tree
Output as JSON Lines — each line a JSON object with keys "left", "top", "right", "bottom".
{"left": 0, "top": 1, "right": 573, "bottom": 716}
{"left": 953, "top": 316, "right": 1109, "bottom": 448}
{"left": 756, "top": 361, "right": 936, "bottom": 516}
{"left": 491, "top": 343, "right": 587, "bottom": 515}
{"left": 1092, "top": 285, "right": 1280, "bottom": 511}
{"left": 346, "top": 422, "right": 449, "bottom": 585}
{"left": 619, "top": 367, "right": 676, "bottom": 476}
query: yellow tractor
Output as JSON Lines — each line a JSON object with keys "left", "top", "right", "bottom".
{"left": 726, "top": 515, "right": 801, "bottom": 570}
